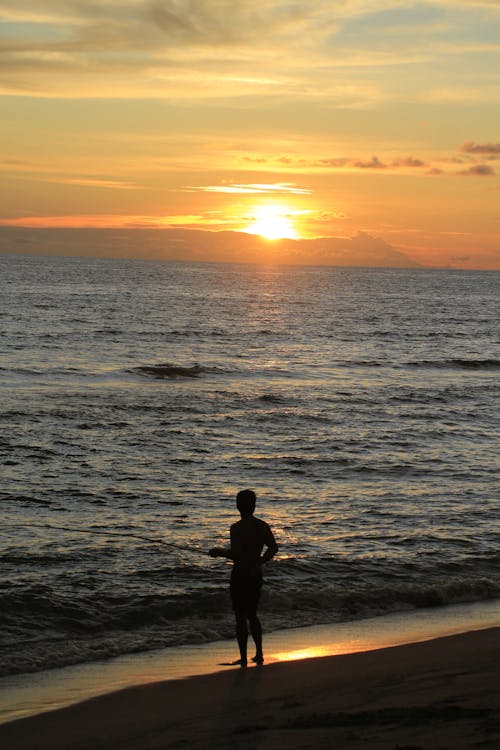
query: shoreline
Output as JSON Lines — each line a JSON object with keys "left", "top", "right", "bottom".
{"left": 0, "top": 626, "right": 498, "bottom": 750}
{"left": 1, "top": 598, "right": 499, "bottom": 727}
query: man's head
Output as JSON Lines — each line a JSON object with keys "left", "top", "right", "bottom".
{"left": 236, "top": 489, "right": 256, "bottom": 516}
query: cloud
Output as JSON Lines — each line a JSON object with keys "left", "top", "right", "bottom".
{"left": 429, "top": 85, "right": 500, "bottom": 103}
{"left": 1, "top": 158, "right": 31, "bottom": 166}
{"left": 240, "top": 153, "right": 436, "bottom": 174}
{"left": 391, "top": 157, "right": 426, "bottom": 168}
{"left": 461, "top": 141, "right": 500, "bottom": 156}
{"left": 0, "top": 2, "right": 331, "bottom": 94}
{"left": 0, "top": 224, "right": 422, "bottom": 268}
{"left": 0, "top": 215, "right": 145, "bottom": 229}
{"left": 351, "top": 156, "right": 387, "bottom": 169}
{"left": 149, "top": 0, "right": 310, "bottom": 46}
{"left": 58, "top": 178, "right": 138, "bottom": 190}
{"left": 313, "top": 210, "right": 346, "bottom": 222}
{"left": 439, "top": 0, "right": 500, "bottom": 8}
{"left": 457, "top": 164, "right": 496, "bottom": 176}
{"left": 243, "top": 157, "right": 269, "bottom": 164}
{"left": 319, "top": 158, "right": 350, "bottom": 168}
{"left": 184, "top": 182, "right": 312, "bottom": 195}
{"left": 1, "top": 0, "right": 497, "bottom": 103}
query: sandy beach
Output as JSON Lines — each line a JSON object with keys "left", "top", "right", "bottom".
{"left": 1, "top": 626, "right": 498, "bottom": 750}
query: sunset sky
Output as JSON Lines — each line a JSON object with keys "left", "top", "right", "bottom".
{"left": 1, "top": 1, "right": 499, "bottom": 269}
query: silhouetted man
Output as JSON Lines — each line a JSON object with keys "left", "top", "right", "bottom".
{"left": 209, "top": 489, "right": 278, "bottom": 667}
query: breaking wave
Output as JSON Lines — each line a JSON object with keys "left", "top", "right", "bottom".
{"left": 1, "top": 560, "right": 499, "bottom": 677}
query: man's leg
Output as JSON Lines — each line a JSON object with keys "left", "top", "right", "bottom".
{"left": 249, "top": 613, "right": 263, "bottom": 663}
{"left": 235, "top": 611, "right": 248, "bottom": 666}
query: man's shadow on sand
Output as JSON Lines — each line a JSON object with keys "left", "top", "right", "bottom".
{"left": 208, "top": 665, "right": 265, "bottom": 750}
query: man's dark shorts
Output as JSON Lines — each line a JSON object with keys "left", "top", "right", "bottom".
{"left": 230, "top": 567, "right": 262, "bottom": 617}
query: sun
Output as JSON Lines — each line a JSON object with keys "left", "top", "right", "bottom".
{"left": 245, "top": 205, "right": 299, "bottom": 240}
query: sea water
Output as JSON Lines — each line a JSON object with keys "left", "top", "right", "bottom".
{"left": 0, "top": 253, "right": 498, "bottom": 677}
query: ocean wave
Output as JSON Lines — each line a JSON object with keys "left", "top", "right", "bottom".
{"left": 0, "top": 494, "right": 52, "bottom": 506}
{"left": 0, "top": 366, "right": 44, "bottom": 376}
{"left": 407, "top": 358, "right": 500, "bottom": 370}
{"left": 131, "top": 363, "right": 227, "bottom": 379}
{"left": 258, "top": 394, "right": 287, "bottom": 403}
{"left": 2, "top": 559, "right": 499, "bottom": 677}
{"left": 0, "top": 552, "right": 82, "bottom": 566}
{"left": 325, "top": 358, "right": 500, "bottom": 371}
{"left": 0, "top": 365, "right": 88, "bottom": 379}
{"left": 333, "top": 360, "right": 383, "bottom": 368}
{"left": 269, "top": 576, "right": 500, "bottom": 623}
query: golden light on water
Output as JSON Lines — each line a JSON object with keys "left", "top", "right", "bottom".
{"left": 245, "top": 204, "right": 301, "bottom": 240}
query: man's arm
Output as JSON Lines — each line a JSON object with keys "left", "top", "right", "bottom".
{"left": 260, "top": 524, "right": 278, "bottom": 564}
{"left": 208, "top": 546, "right": 233, "bottom": 559}
{"left": 209, "top": 522, "right": 238, "bottom": 559}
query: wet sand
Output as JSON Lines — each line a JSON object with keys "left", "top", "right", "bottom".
{"left": 1, "top": 627, "right": 498, "bottom": 750}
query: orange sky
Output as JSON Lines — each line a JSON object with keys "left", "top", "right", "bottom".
{"left": 1, "top": 1, "right": 499, "bottom": 269}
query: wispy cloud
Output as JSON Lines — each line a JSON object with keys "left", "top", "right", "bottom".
{"left": 0, "top": 1, "right": 498, "bottom": 102}
{"left": 58, "top": 178, "right": 138, "bottom": 190}
{"left": 428, "top": 85, "right": 500, "bottom": 103}
{"left": 184, "top": 183, "right": 312, "bottom": 195}
{"left": 0, "top": 215, "right": 141, "bottom": 228}
{"left": 0, "top": 213, "right": 227, "bottom": 229}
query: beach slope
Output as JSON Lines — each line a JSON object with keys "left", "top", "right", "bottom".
{"left": 1, "top": 628, "right": 498, "bottom": 750}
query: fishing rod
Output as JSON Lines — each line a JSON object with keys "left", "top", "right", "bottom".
{"left": 4, "top": 522, "right": 208, "bottom": 557}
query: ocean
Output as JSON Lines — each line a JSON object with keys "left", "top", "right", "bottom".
{"left": 1, "top": 253, "right": 499, "bottom": 678}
